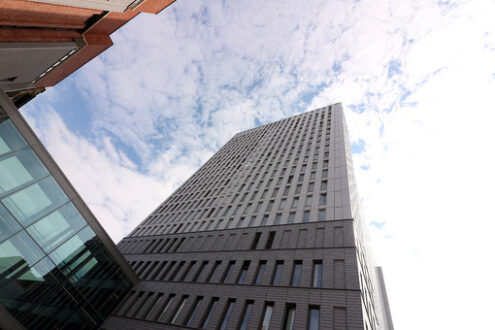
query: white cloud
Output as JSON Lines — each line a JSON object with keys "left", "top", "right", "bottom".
{"left": 22, "top": 107, "right": 173, "bottom": 242}
{"left": 23, "top": 0, "right": 495, "bottom": 328}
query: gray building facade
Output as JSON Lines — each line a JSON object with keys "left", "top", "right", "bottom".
{"left": 103, "top": 103, "right": 390, "bottom": 330}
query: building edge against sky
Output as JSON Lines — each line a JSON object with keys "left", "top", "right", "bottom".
{"left": 0, "top": 90, "right": 137, "bottom": 329}
{"left": 0, "top": 0, "right": 176, "bottom": 107}
{"left": 102, "top": 103, "right": 393, "bottom": 330}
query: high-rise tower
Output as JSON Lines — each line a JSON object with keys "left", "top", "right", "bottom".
{"left": 103, "top": 103, "right": 391, "bottom": 330}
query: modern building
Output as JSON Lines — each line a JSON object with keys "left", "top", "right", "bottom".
{"left": 0, "top": 0, "right": 176, "bottom": 107}
{"left": 0, "top": 87, "right": 137, "bottom": 329}
{"left": 102, "top": 103, "right": 392, "bottom": 329}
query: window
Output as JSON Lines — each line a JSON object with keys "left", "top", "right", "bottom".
{"left": 254, "top": 260, "right": 267, "bottom": 285}
{"left": 219, "top": 299, "right": 236, "bottom": 330}
{"left": 160, "top": 260, "right": 176, "bottom": 280}
{"left": 192, "top": 261, "right": 209, "bottom": 282}
{"left": 305, "top": 195, "right": 312, "bottom": 207}
{"left": 288, "top": 212, "right": 295, "bottom": 224}
{"left": 284, "top": 304, "right": 296, "bottom": 330}
{"left": 200, "top": 297, "right": 219, "bottom": 328}
{"left": 251, "top": 232, "right": 261, "bottom": 250}
{"left": 275, "top": 213, "right": 281, "bottom": 225}
{"left": 279, "top": 199, "right": 286, "bottom": 210}
{"left": 272, "top": 261, "right": 284, "bottom": 285}
{"left": 308, "top": 182, "right": 314, "bottom": 192}
{"left": 318, "top": 209, "right": 326, "bottom": 221}
{"left": 180, "top": 261, "right": 196, "bottom": 281}
{"left": 308, "top": 306, "right": 320, "bottom": 330}
{"left": 157, "top": 294, "right": 175, "bottom": 322}
{"left": 291, "top": 261, "right": 302, "bottom": 286}
{"left": 292, "top": 198, "right": 298, "bottom": 208}
{"left": 239, "top": 300, "right": 254, "bottom": 330}
{"left": 320, "top": 193, "right": 326, "bottom": 205}
{"left": 321, "top": 180, "right": 327, "bottom": 191}
{"left": 295, "top": 184, "right": 302, "bottom": 194}
{"left": 184, "top": 296, "right": 203, "bottom": 326}
{"left": 255, "top": 203, "right": 262, "bottom": 212}
{"left": 237, "top": 261, "right": 250, "bottom": 284}
{"left": 312, "top": 260, "right": 322, "bottom": 288}
{"left": 266, "top": 231, "right": 276, "bottom": 249}
{"left": 170, "top": 260, "right": 185, "bottom": 281}
{"left": 222, "top": 261, "right": 235, "bottom": 283}
{"left": 303, "top": 211, "right": 310, "bottom": 223}
{"left": 261, "top": 215, "right": 269, "bottom": 226}
{"left": 170, "top": 295, "right": 188, "bottom": 324}
{"left": 2, "top": 176, "right": 68, "bottom": 227}
{"left": 261, "top": 302, "right": 274, "bottom": 330}
{"left": 206, "top": 261, "right": 222, "bottom": 283}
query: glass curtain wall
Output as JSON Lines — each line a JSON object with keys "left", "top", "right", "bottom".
{"left": 0, "top": 107, "right": 132, "bottom": 329}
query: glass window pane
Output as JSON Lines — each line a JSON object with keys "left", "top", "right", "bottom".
{"left": 201, "top": 298, "right": 218, "bottom": 328}
{"left": 0, "top": 231, "right": 44, "bottom": 277}
{"left": 2, "top": 176, "right": 68, "bottom": 226}
{"left": 272, "top": 261, "right": 283, "bottom": 285}
{"left": 49, "top": 226, "right": 97, "bottom": 277}
{"left": 309, "top": 307, "right": 320, "bottom": 330}
{"left": 261, "top": 303, "right": 273, "bottom": 330}
{"left": 17, "top": 257, "right": 57, "bottom": 283}
{"left": 292, "top": 261, "right": 302, "bottom": 286}
{"left": 0, "top": 148, "right": 48, "bottom": 196}
{"left": 220, "top": 300, "right": 235, "bottom": 330}
{"left": 27, "top": 203, "right": 86, "bottom": 252}
{"left": 0, "top": 119, "right": 27, "bottom": 156}
{"left": 239, "top": 301, "right": 254, "bottom": 330}
{"left": 284, "top": 306, "right": 296, "bottom": 330}
{"left": 313, "top": 261, "right": 322, "bottom": 288}
{"left": 0, "top": 202, "right": 21, "bottom": 242}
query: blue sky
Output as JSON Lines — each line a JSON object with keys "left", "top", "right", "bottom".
{"left": 22, "top": 0, "right": 495, "bottom": 329}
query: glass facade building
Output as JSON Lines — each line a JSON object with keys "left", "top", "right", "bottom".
{"left": 0, "top": 93, "right": 136, "bottom": 329}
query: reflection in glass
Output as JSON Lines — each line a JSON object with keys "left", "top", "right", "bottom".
{"left": 239, "top": 301, "right": 254, "bottom": 330}
{"left": 0, "top": 119, "right": 26, "bottom": 156}
{"left": 261, "top": 303, "right": 274, "bottom": 330}
{"left": 201, "top": 297, "right": 218, "bottom": 328}
{"left": 0, "top": 116, "right": 132, "bottom": 329}
{"left": 272, "top": 261, "right": 283, "bottom": 285}
{"left": 0, "top": 203, "right": 21, "bottom": 242}
{"left": 49, "top": 226, "right": 96, "bottom": 279}
{"left": 0, "top": 231, "right": 44, "bottom": 272}
{"left": 291, "top": 261, "right": 302, "bottom": 286}
{"left": 284, "top": 305, "right": 296, "bottom": 330}
{"left": 0, "top": 148, "right": 48, "bottom": 196}
{"left": 309, "top": 306, "right": 320, "bottom": 330}
{"left": 313, "top": 261, "right": 322, "bottom": 288}
{"left": 27, "top": 202, "right": 86, "bottom": 252}
{"left": 2, "top": 176, "right": 68, "bottom": 226}
{"left": 220, "top": 300, "right": 235, "bottom": 330}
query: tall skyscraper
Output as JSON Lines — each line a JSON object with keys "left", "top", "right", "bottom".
{"left": 102, "top": 103, "right": 392, "bottom": 330}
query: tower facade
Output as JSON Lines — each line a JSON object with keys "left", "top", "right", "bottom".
{"left": 103, "top": 103, "right": 386, "bottom": 330}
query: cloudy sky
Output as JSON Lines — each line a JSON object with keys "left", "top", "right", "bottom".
{"left": 22, "top": 0, "right": 495, "bottom": 329}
